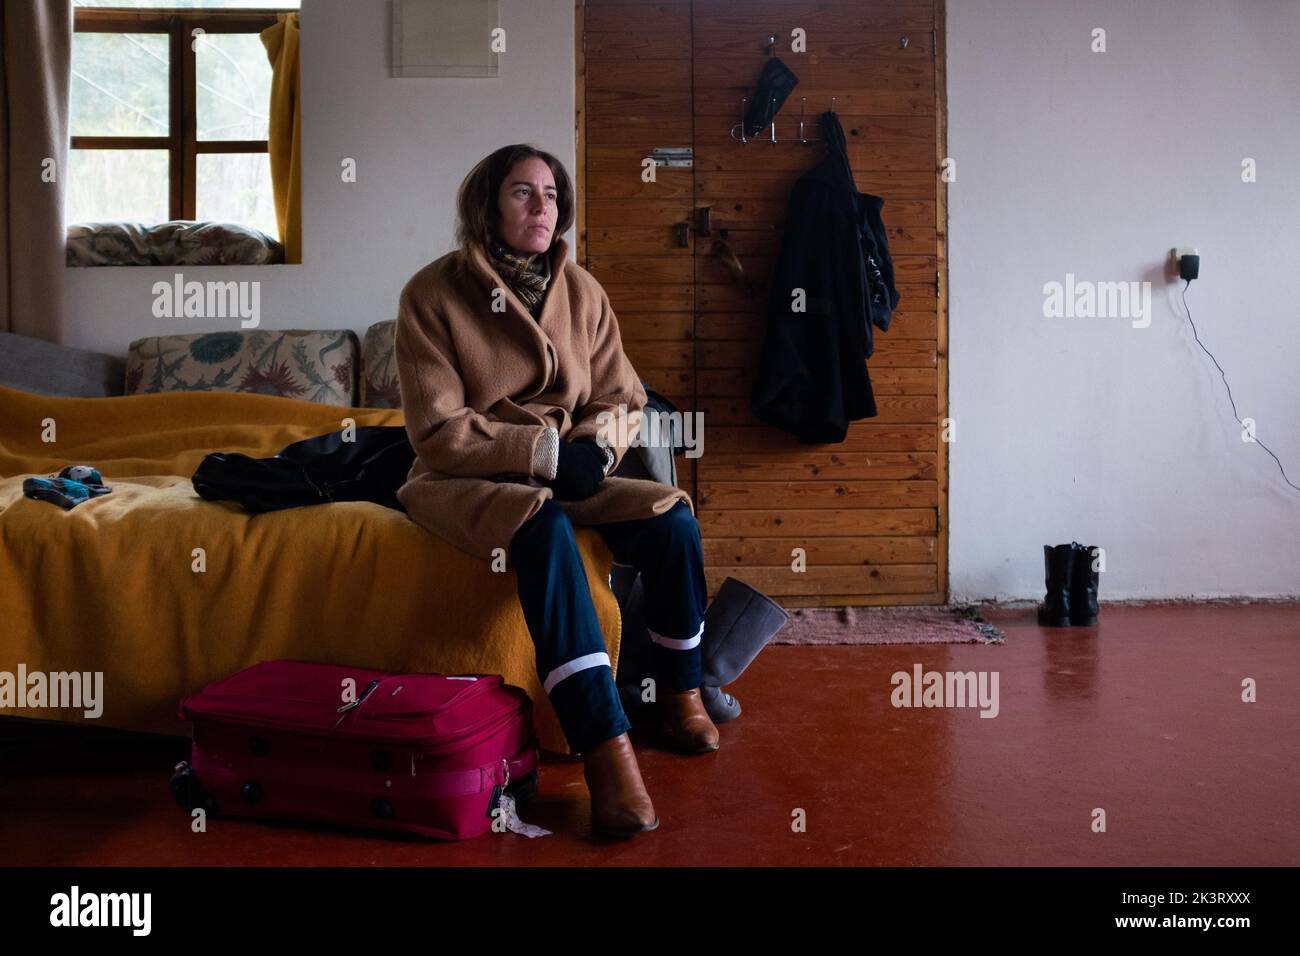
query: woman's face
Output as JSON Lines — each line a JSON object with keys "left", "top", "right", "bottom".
{"left": 495, "top": 157, "right": 558, "bottom": 257}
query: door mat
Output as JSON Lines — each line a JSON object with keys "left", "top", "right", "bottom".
{"left": 772, "top": 604, "right": 1004, "bottom": 645}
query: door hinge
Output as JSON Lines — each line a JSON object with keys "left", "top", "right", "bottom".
{"left": 582, "top": 31, "right": 587, "bottom": 54}
{"left": 935, "top": 270, "right": 941, "bottom": 298}
{"left": 935, "top": 507, "right": 942, "bottom": 533}
{"left": 932, "top": 27, "right": 937, "bottom": 62}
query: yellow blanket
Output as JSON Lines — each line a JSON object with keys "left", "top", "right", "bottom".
{"left": 0, "top": 384, "right": 622, "bottom": 755}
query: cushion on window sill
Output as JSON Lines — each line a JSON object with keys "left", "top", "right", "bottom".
{"left": 67, "top": 220, "right": 285, "bottom": 267}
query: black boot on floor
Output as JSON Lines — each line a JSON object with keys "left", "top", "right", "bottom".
{"left": 1037, "top": 543, "right": 1077, "bottom": 627}
{"left": 1069, "top": 543, "right": 1100, "bottom": 626}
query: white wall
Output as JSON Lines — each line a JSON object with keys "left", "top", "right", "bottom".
{"left": 62, "top": 0, "right": 1299, "bottom": 600}
{"left": 62, "top": 0, "right": 576, "bottom": 354}
{"left": 947, "top": 0, "right": 1300, "bottom": 600}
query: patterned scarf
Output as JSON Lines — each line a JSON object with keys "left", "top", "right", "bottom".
{"left": 487, "top": 239, "right": 552, "bottom": 318}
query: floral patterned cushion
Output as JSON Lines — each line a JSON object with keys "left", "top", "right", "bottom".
{"left": 360, "top": 320, "right": 401, "bottom": 408}
{"left": 67, "top": 221, "right": 284, "bottom": 267}
{"left": 124, "top": 330, "right": 359, "bottom": 406}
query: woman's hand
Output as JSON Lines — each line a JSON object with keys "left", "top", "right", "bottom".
{"left": 549, "top": 437, "right": 608, "bottom": 500}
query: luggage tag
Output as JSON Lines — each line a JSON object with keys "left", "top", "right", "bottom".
{"left": 496, "top": 792, "right": 551, "bottom": 839}
{"left": 493, "top": 759, "right": 551, "bottom": 838}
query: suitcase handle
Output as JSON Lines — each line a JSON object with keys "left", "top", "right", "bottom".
{"left": 417, "top": 750, "right": 535, "bottom": 798}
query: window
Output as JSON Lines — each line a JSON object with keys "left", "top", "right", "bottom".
{"left": 68, "top": 1, "right": 300, "bottom": 253}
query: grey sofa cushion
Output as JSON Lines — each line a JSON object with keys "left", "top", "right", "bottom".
{"left": 0, "top": 332, "right": 125, "bottom": 397}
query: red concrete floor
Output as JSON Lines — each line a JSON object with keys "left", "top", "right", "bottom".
{"left": 1, "top": 602, "right": 1296, "bottom": 866}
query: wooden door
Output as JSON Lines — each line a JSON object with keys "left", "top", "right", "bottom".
{"left": 577, "top": 0, "right": 948, "bottom": 606}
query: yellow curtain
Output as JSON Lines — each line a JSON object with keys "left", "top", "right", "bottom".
{"left": 261, "top": 12, "right": 301, "bottom": 263}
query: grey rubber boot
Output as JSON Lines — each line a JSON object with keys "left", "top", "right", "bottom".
{"left": 611, "top": 570, "right": 790, "bottom": 725}
{"left": 699, "top": 576, "right": 791, "bottom": 723}
{"left": 699, "top": 685, "right": 742, "bottom": 723}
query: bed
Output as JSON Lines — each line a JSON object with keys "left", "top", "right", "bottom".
{"left": 0, "top": 382, "right": 624, "bottom": 755}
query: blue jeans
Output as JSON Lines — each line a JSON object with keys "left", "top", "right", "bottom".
{"left": 508, "top": 497, "right": 707, "bottom": 754}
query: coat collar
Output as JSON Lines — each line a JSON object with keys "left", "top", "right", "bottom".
{"left": 462, "top": 235, "right": 570, "bottom": 396}
{"left": 465, "top": 237, "right": 569, "bottom": 333}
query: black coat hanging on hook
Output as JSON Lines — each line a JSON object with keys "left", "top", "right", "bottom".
{"left": 743, "top": 57, "right": 799, "bottom": 136}
{"left": 751, "top": 111, "right": 901, "bottom": 444}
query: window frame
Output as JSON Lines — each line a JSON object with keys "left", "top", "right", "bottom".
{"left": 71, "top": 6, "right": 287, "bottom": 223}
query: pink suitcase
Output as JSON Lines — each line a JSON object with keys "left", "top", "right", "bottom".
{"left": 170, "top": 660, "right": 540, "bottom": 840}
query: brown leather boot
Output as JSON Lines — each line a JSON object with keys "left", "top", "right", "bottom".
{"left": 582, "top": 732, "right": 659, "bottom": 837}
{"left": 658, "top": 687, "right": 721, "bottom": 753}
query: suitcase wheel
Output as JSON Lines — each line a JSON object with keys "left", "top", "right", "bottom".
{"left": 169, "top": 761, "right": 218, "bottom": 815}
{"left": 372, "top": 798, "right": 395, "bottom": 820}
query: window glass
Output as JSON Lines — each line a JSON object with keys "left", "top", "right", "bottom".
{"left": 71, "top": 33, "right": 169, "bottom": 137}
{"left": 67, "top": 149, "right": 170, "bottom": 224}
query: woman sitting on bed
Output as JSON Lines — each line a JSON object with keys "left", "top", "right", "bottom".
{"left": 393, "top": 144, "right": 718, "bottom": 838}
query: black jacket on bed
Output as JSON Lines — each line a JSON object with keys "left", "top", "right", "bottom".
{"left": 192, "top": 425, "right": 415, "bottom": 513}
{"left": 750, "top": 110, "right": 900, "bottom": 444}
{"left": 190, "top": 382, "right": 684, "bottom": 514}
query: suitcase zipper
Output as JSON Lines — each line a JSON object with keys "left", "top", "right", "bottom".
{"left": 340, "top": 675, "right": 502, "bottom": 729}
{"left": 334, "top": 677, "right": 382, "bottom": 725}
{"left": 356, "top": 703, "right": 526, "bottom": 754}
{"left": 197, "top": 698, "right": 528, "bottom": 753}
{"left": 191, "top": 674, "right": 502, "bottom": 728}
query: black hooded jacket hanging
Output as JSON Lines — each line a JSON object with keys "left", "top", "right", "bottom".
{"left": 751, "top": 110, "right": 900, "bottom": 444}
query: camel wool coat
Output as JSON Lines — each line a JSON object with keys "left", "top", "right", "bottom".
{"left": 394, "top": 236, "right": 693, "bottom": 560}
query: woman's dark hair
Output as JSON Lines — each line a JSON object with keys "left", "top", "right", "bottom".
{"left": 454, "top": 144, "right": 575, "bottom": 263}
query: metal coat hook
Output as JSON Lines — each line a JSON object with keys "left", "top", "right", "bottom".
{"left": 732, "top": 93, "right": 777, "bottom": 143}
{"left": 766, "top": 35, "right": 776, "bottom": 57}
{"left": 734, "top": 94, "right": 839, "bottom": 144}
{"left": 900, "top": 35, "right": 909, "bottom": 48}
{"left": 797, "top": 97, "right": 820, "bottom": 145}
